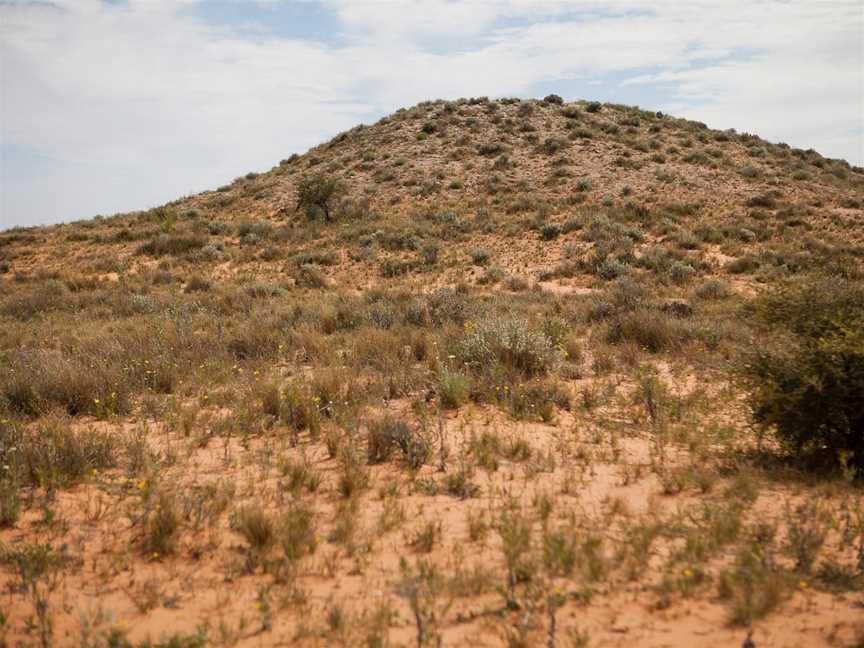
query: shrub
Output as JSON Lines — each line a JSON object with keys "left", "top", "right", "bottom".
{"left": 245, "top": 282, "right": 285, "bottom": 298}
{"left": 726, "top": 256, "right": 760, "bottom": 274}
{"left": 206, "top": 219, "right": 230, "bottom": 235}
{"left": 506, "top": 380, "right": 571, "bottom": 422}
{"left": 138, "top": 234, "right": 206, "bottom": 257}
{"left": 232, "top": 505, "right": 276, "bottom": 566}
{"left": 367, "top": 416, "right": 428, "bottom": 469}
{"left": 2, "top": 349, "right": 132, "bottom": 418}
{"left": 438, "top": 366, "right": 470, "bottom": 409}
{"left": 695, "top": 279, "right": 730, "bottom": 300}
{"left": 669, "top": 262, "right": 696, "bottom": 284}
{"left": 1, "top": 280, "right": 67, "bottom": 321}
{"left": 237, "top": 219, "right": 273, "bottom": 239}
{"left": 596, "top": 258, "right": 629, "bottom": 280}
{"left": 145, "top": 491, "right": 180, "bottom": 556}
{"left": 280, "top": 383, "right": 321, "bottom": 438}
{"left": 470, "top": 248, "right": 490, "bottom": 266}
{"left": 184, "top": 276, "right": 211, "bottom": 293}
{"left": 0, "top": 478, "right": 19, "bottom": 527}
{"left": 0, "top": 418, "right": 117, "bottom": 491}
{"left": 543, "top": 94, "right": 563, "bottom": 105}
{"left": 740, "top": 279, "right": 864, "bottom": 475}
{"left": 540, "top": 223, "right": 561, "bottom": 241}
{"left": 478, "top": 142, "right": 504, "bottom": 156}
{"left": 426, "top": 288, "right": 469, "bottom": 327}
{"left": 540, "top": 137, "right": 566, "bottom": 155}
{"left": 294, "top": 264, "right": 328, "bottom": 289}
{"left": 296, "top": 173, "right": 345, "bottom": 222}
{"left": 607, "top": 309, "right": 689, "bottom": 353}
{"left": 718, "top": 547, "right": 789, "bottom": 625}
{"left": 458, "top": 318, "right": 557, "bottom": 377}
{"left": 745, "top": 192, "right": 779, "bottom": 209}
{"left": 280, "top": 504, "right": 318, "bottom": 563}
{"left": 380, "top": 258, "right": 416, "bottom": 278}
{"left": 420, "top": 242, "right": 440, "bottom": 266}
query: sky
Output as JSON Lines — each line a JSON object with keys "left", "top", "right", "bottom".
{"left": 1, "top": 0, "right": 862, "bottom": 230}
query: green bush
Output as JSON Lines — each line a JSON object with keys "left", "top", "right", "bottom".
{"left": 367, "top": 416, "right": 428, "bottom": 469}
{"left": 727, "top": 256, "right": 760, "bottom": 274}
{"left": 741, "top": 279, "right": 864, "bottom": 475}
{"left": 2, "top": 349, "right": 132, "bottom": 418}
{"left": 380, "top": 258, "right": 416, "bottom": 278}
{"left": 695, "top": 279, "right": 729, "bottom": 300}
{"left": 0, "top": 418, "right": 117, "bottom": 491}
{"left": 438, "top": 365, "right": 470, "bottom": 409}
{"left": 420, "top": 242, "right": 440, "bottom": 266}
{"left": 470, "top": 248, "right": 490, "bottom": 266}
{"left": 458, "top": 318, "right": 557, "bottom": 377}
{"left": 540, "top": 223, "right": 561, "bottom": 241}
{"left": 137, "top": 234, "right": 206, "bottom": 257}
{"left": 607, "top": 308, "right": 690, "bottom": 353}
{"left": 296, "top": 173, "right": 345, "bottom": 222}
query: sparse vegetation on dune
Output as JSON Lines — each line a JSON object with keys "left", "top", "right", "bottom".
{"left": 0, "top": 96, "right": 862, "bottom": 647}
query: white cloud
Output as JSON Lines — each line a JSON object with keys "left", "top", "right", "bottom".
{"left": 1, "top": 0, "right": 861, "bottom": 228}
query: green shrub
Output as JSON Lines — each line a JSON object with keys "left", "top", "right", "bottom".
{"left": 470, "top": 248, "right": 490, "bottom": 266}
{"left": 718, "top": 546, "right": 789, "bottom": 625}
{"left": 294, "top": 264, "right": 328, "bottom": 288}
{"left": 438, "top": 366, "right": 470, "bottom": 409}
{"left": 0, "top": 477, "right": 20, "bottom": 527}
{"left": 183, "top": 276, "right": 211, "bottom": 293}
{"left": 296, "top": 173, "right": 345, "bottom": 222}
{"left": 420, "top": 242, "right": 440, "bottom": 266}
{"left": 0, "top": 418, "right": 117, "bottom": 491}
{"left": 232, "top": 505, "right": 276, "bottom": 566}
{"left": 575, "top": 178, "right": 592, "bottom": 193}
{"left": 458, "top": 318, "right": 557, "bottom": 377}
{"left": 137, "top": 234, "right": 206, "bottom": 257}
{"left": 380, "top": 258, "right": 416, "bottom": 278}
{"left": 0, "top": 280, "right": 68, "bottom": 321}
{"left": 727, "top": 256, "right": 760, "bottom": 274}
{"left": 145, "top": 491, "right": 180, "bottom": 556}
{"left": 540, "top": 223, "right": 561, "bottom": 241}
{"left": 280, "top": 383, "right": 321, "bottom": 438}
{"left": 367, "top": 416, "right": 428, "bottom": 469}
{"left": 2, "top": 350, "right": 132, "bottom": 418}
{"left": 280, "top": 503, "right": 318, "bottom": 563}
{"left": 504, "top": 380, "right": 571, "bottom": 422}
{"left": 607, "top": 308, "right": 689, "bottom": 353}
{"left": 741, "top": 279, "right": 864, "bottom": 475}
{"left": 695, "top": 279, "right": 729, "bottom": 300}
{"left": 669, "top": 262, "right": 696, "bottom": 284}
{"left": 596, "top": 258, "right": 629, "bottom": 280}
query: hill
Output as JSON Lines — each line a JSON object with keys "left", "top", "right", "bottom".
{"left": 0, "top": 97, "right": 863, "bottom": 648}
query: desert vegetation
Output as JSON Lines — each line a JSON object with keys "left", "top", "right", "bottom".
{"left": 0, "top": 97, "right": 862, "bottom": 647}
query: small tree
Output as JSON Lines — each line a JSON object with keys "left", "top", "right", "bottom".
{"left": 741, "top": 278, "right": 864, "bottom": 476}
{"left": 295, "top": 173, "right": 344, "bottom": 222}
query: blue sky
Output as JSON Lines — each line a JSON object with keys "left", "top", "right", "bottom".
{"left": 1, "top": 0, "right": 862, "bottom": 230}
